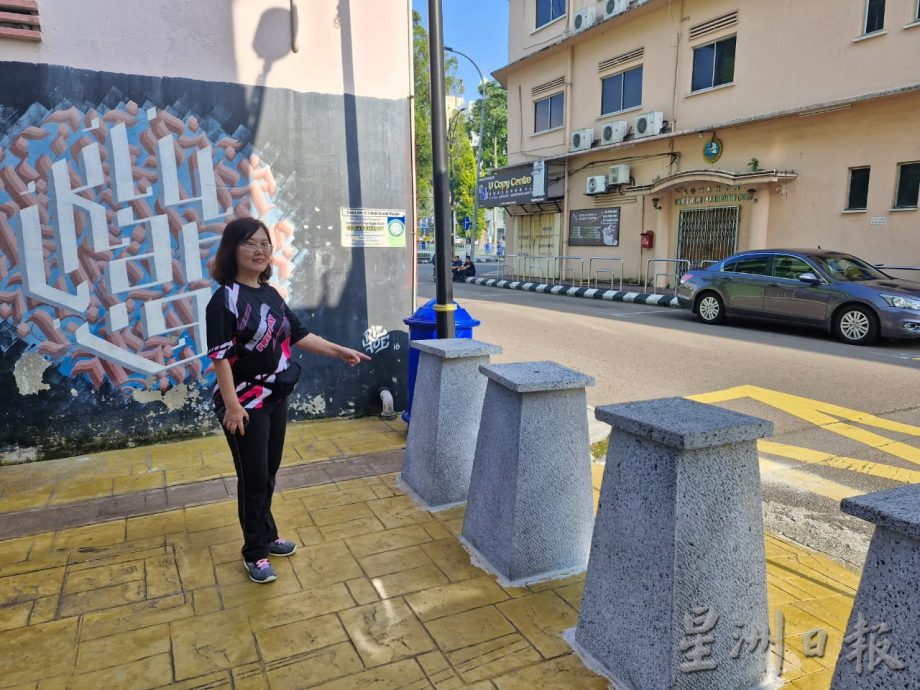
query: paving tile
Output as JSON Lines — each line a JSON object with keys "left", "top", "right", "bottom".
{"left": 419, "top": 539, "right": 481, "bottom": 583}
{"left": 28, "top": 595, "right": 59, "bottom": 625}
{"left": 48, "top": 477, "right": 113, "bottom": 505}
{"left": 125, "top": 510, "right": 187, "bottom": 540}
{"left": 552, "top": 581, "right": 584, "bottom": 611}
{"left": 218, "top": 560, "right": 302, "bottom": 610}
{"left": 66, "top": 535, "right": 166, "bottom": 565}
{"left": 264, "top": 642, "right": 363, "bottom": 689}
{"left": 0, "top": 567, "right": 66, "bottom": 606}
{"left": 359, "top": 545, "right": 435, "bottom": 579}
{"left": 255, "top": 612, "right": 348, "bottom": 661}
{"left": 366, "top": 496, "right": 434, "bottom": 529}
{"left": 289, "top": 541, "right": 363, "bottom": 588}
{"left": 171, "top": 608, "right": 258, "bottom": 680}
{"left": 447, "top": 633, "right": 542, "bottom": 684}
{"left": 310, "top": 658, "right": 430, "bottom": 690}
{"left": 0, "top": 601, "right": 32, "bottom": 631}
{"left": 171, "top": 539, "right": 218, "bottom": 590}
{"left": 295, "top": 525, "right": 325, "bottom": 547}
{"left": 496, "top": 591, "right": 578, "bottom": 658}
{"left": 301, "top": 486, "right": 379, "bottom": 512}
{"left": 0, "top": 536, "right": 34, "bottom": 564}
{"left": 60, "top": 579, "right": 146, "bottom": 618}
{"left": 346, "top": 577, "right": 380, "bottom": 605}
{"left": 79, "top": 593, "right": 192, "bottom": 641}
{"left": 405, "top": 577, "right": 509, "bottom": 622}
{"left": 346, "top": 525, "right": 433, "bottom": 558}
{"left": 69, "top": 653, "right": 173, "bottom": 690}
{"left": 242, "top": 583, "right": 355, "bottom": 630}
{"left": 192, "top": 587, "right": 223, "bottom": 616}
{"left": 51, "top": 520, "right": 126, "bottom": 551}
{"left": 788, "top": 595, "right": 853, "bottom": 632}
{"left": 318, "top": 515, "right": 387, "bottom": 542}
{"left": 339, "top": 598, "right": 435, "bottom": 668}
{"left": 425, "top": 605, "right": 515, "bottom": 652}
{"left": 311, "top": 501, "right": 376, "bottom": 526}
{"left": 185, "top": 502, "right": 238, "bottom": 532}
{"left": 112, "top": 472, "right": 165, "bottom": 495}
{"left": 230, "top": 663, "right": 267, "bottom": 690}
{"left": 145, "top": 555, "right": 184, "bottom": 598}
{"left": 492, "top": 654, "right": 607, "bottom": 689}
{"left": 75, "top": 623, "right": 171, "bottom": 672}
{"left": 62, "top": 558, "right": 145, "bottom": 595}
{"left": 0, "top": 619, "right": 78, "bottom": 686}
{"left": 422, "top": 521, "right": 452, "bottom": 541}
{"left": 373, "top": 565, "right": 450, "bottom": 599}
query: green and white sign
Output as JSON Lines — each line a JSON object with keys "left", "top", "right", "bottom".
{"left": 340, "top": 208, "right": 407, "bottom": 248}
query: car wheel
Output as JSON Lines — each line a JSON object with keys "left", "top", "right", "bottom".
{"left": 833, "top": 305, "right": 878, "bottom": 345}
{"left": 696, "top": 292, "right": 725, "bottom": 324}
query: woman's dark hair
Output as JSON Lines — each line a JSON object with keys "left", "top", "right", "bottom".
{"left": 210, "top": 217, "right": 273, "bottom": 285}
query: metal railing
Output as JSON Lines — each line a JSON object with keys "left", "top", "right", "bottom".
{"left": 644, "top": 258, "right": 691, "bottom": 295}
{"left": 588, "top": 257, "right": 625, "bottom": 291}
{"left": 553, "top": 256, "right": 586, "bottom": 286}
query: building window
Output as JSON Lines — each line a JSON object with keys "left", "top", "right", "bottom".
{"left": 895, "top": 162, "right": 920, "bottom": 208}
{"left": 536, "top": 0, "right": 566, "bottom": 29}
{"left": 534, "top": 92, "right": 564, "bottom": 133}
{"left": 601, "top": 66, "right": 643, "bottom": 115}
{"left": 864, "top": 0, "right": 885, "bottom": 33}
{"left": 916, "top": 0, "right": 920, "bottom": 21}
{"left": 691, "top": 36, "right": 736, "bottom": 92}
{"left": 846, "top": 168, "right": 870, "bottom": 210}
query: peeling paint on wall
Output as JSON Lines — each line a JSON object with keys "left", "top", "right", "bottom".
{"left": 291, "top": 394, "right": 327, "bottom": 416}
{"left": 131, "top": 383, "right": 199, "bottom": 411}
{"left": 12, "top": 351, "right": 51, "bottom": 395}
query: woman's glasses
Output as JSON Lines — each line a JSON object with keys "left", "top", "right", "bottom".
{"left": 240, "top": 240, "right": 272, "bottom": 252}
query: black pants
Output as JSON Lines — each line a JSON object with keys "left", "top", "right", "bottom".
{"left": 222, "top": 396, "right": 288, "bottom": 561}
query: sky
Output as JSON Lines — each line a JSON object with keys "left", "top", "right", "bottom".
{"left": 412, "top": 0, "right": 510, "bottom": 105}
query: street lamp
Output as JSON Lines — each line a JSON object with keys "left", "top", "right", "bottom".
{"left": 445, "top": 45, "right": 486, "bottom": 262}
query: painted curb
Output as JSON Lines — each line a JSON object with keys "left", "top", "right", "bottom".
{"left": 465, "top": 277, "right": 681, "bottom": 308}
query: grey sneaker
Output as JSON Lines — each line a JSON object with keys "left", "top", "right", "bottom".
{"left": 268, "top": 538, "right": 297, "bottom": 557}
{"left": 243, "top": 558, "right": 277, "bottom": 583}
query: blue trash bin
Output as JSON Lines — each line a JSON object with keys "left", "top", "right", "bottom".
{"left": 402, "top": 299, "right": 480, "bottom": 423}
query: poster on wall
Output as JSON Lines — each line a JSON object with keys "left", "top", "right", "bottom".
{"left": 568, "top": 207, "right": 620, "bottom": 246}
{"left": 340, "top": 208, "right": 407, "bottom": 247}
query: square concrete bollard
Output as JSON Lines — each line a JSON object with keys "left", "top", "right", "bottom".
{"left": 461, "top": 361, "right": 595, "bottom": 586}
{"left": 571, "top": 397, "right": 778, "bottom": 690}
{"left": 830, "top": 485, "right": 920, "bottom": 688}
{"left": 400, "top": 338, "right": 502, "bottom": 511}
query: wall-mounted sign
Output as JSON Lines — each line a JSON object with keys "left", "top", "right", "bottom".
{"left": 532, "top": 161, "right": 546, "bottom": 201}
{"left": 568, "top": 207, "right": 620, "bottom": 246}
{"left": 674, "top": 184, "right": 754, "bottom": 206}
{"left": 870, "top": 216, "right": 888, "bottom": 225}
{"left": 478, "top": 165, "right": 540, "bottom": 207}
{"left": 340, "top": 208, "right": 407, "bottom": 247}
{"left": 703, "top": 137, "right": 723, "bottom": 164}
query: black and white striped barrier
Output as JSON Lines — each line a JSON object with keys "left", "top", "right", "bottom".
{"left": 465, "top": 277, "right": 681, "bottom": 308}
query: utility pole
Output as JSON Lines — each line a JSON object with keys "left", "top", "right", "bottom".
{"left": 428, "top": 1, "right": 455, "bottom": 338}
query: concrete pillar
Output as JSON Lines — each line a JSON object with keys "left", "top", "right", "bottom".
{"left": 571, "top": 397, "right": 778, "bottom": 690}
{"left": 748, "top": 189, "right": 770, "bottom": 250}
{"left": 461, "top": 361, "right": 595, "bottom": 586}
{"left": 831, "top": 485, "right": 920, "bottom": 688}
{"left": 400, "top": 338, "right": 502, "bottom": 510}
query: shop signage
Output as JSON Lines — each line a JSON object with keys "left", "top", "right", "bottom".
{"left": 568, "top": 207, "right": 620, "bottom": 246}
{"left": 674, "top": 184, "right": 754, "bottom": 206}
{"left": 478, "top": 162, "right": 546, "bottom": 207}
{"left": 703, "top": 138, "right": 724, "bottom": 163}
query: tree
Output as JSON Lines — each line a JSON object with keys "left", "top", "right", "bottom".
{"left": 469, "top": 80, "right": 508, "bottom": 175}
{"left": 448, "top": 115, "right": 482, "bottom": 240}
{"left": 413, "top": 10, "right": 461, "bottom": 232}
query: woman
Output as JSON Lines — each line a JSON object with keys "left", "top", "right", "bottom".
{"left": 206, "top": 217, "right": 370, "bottom": 584}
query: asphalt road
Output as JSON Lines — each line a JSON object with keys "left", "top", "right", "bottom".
{"left": 417, "top": 272, "right": 920, "bottom": 569}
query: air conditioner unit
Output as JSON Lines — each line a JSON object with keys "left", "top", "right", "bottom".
{"left": 634, "top": 111, "right": 664, "bottom": 138}
{"left": 601, "top": 120, "right": 629, "bottom": 145}
{"left": 586, "top": 175, "right": 608, "bottom": 195}
{"left": 573, "top": 6, "right": 596, "bottom": 32}
{"left": 608, "top": 164, "right": 631, "bottom": 186}
{"left": 570, "top": 128, "right": 594, "bottom": 152}
{"left": 604, "top": 0, "right": 629, "bottom": 19}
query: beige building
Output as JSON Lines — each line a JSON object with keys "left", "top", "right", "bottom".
{"left": 490, "top": 0, "right": 920, "bottom": 286}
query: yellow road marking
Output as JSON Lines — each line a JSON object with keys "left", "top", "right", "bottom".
{"left": 758, "top": 440, "right": 920, "bottom": 484}
{"left": 689, "top": 385, "right": 920, "bottom": 468}
{"left": 758, "top": 458, "right": 862, "bottom": 503}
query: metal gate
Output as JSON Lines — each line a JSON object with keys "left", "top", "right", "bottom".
{"left": 676, "top": 207, "right": 739, "bottom": 266}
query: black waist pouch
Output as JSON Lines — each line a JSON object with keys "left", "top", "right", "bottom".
{"left": 264, "top": 362, "right": 302, "bottom": 396}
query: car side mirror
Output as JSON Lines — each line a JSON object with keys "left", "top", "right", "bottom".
{"left": 798, "top": 272, "right": 821, "bottom": 284}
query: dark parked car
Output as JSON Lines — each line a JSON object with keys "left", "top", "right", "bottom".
{"left": 676, "top": 249, "right": 920, "bottom": 345}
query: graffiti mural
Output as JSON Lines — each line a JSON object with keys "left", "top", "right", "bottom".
{"left": 0, "top": 96, "right": 298, "bottom": 395}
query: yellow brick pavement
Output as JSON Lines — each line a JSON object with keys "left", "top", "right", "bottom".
{"left": 0, "top": 419, "right": 858, "bottom": 689}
